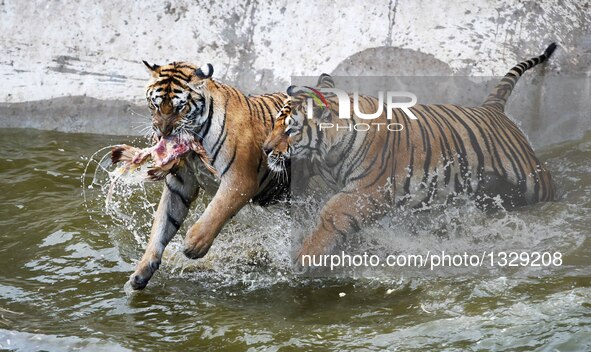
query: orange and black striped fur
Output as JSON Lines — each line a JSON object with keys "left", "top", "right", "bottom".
{"left": 128, "top": 61, "right": 288, "bottom": 289}
{"left": 262, "top": 44, "right": 557, "bottom": 262}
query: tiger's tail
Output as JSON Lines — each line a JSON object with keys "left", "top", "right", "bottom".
{"left": 482, "top": 43, "right": 557, "bottom": 110}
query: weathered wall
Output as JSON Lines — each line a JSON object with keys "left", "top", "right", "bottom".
{"left": 0, "top": 0, "right": 589, "bottom": 146}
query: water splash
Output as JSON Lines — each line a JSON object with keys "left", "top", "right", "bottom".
{"left": 81, "top": 143, "right": 297, "bottom": 291}
{"left": 81, "top": 140, "right": 158, "bottom": 247}
{"left": 79, "top": 134, "right": 591, "bottom": 293}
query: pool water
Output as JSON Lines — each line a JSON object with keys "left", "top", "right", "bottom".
{"left": 0, "top": 128, "right": 590, "bottom": 351}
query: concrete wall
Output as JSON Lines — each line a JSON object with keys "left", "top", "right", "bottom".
{"left": 0, "top": 0, "right": 589, "bottom": 146}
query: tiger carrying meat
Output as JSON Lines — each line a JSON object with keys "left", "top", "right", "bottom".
{"left": 111, "top": 134, "right": 215, "bottom": 180}
{"left": 112, "top": 61, "right": 289, "bottom": 290}
{"left": 262, "top": 43, "right": 557, "bottom": 264}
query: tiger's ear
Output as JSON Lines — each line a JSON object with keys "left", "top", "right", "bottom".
{"left": 143, "top": 60, "right": 160, "bottom": 77}
{"left": 195, "top": 63, "right": 214, "bottom": 79}
{"left": 286, "top": 85, "right": 297, "bottom": 96}
{"left": 317, "top": 73, "right": 335, "bottom": 89}
{"left": 286, "top": 86, "right": 311, "bottom": 104}
{"left": 287, "top": 85, "right": 309, "bottom": 96}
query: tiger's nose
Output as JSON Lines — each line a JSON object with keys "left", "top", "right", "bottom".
{"left": 263, "top": 145, "right": 273, "bottom": 155}
{"left": 157, "top": 122, "right": 174, "bottom": 136}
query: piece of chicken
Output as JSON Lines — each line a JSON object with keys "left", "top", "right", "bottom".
{"left": 110, "top": 136, "right": 217, "bottom": 181}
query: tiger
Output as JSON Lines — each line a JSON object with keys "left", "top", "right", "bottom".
{"left": 262, "top": 43, "right": 557, "bottom": 263}
{"left": 122, "top": 61, "right": 289, "bottom": 290}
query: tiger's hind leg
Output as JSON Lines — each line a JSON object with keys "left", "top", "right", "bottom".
{"left": 475, "top": 172, "right": 528, "bottom": 210}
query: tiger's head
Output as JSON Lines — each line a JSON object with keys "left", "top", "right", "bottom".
{"left": 142, "top": 61, "right": 214, "bottom": 140}
{"left": 262, "top": 74, "right": 336, "bottom": 173}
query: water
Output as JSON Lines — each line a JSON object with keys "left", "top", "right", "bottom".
{"left": 0, "top": 128, "right": 590, "bottom": 351}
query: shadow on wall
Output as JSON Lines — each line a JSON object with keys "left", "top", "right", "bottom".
{"left": 332, "top": 47, "right": 454, "bottom": 76}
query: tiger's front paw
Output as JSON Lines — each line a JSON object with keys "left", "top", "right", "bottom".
{"left": 128, "top": 258, "right": 161, "bottom": 290}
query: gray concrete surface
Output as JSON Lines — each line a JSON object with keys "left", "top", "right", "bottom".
{"left": 0, "top": 0, "right": 589, "bottom": 146}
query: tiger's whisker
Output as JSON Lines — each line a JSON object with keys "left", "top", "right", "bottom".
{"left": 129, "top": 108, "right": 151, "bottom": 119}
